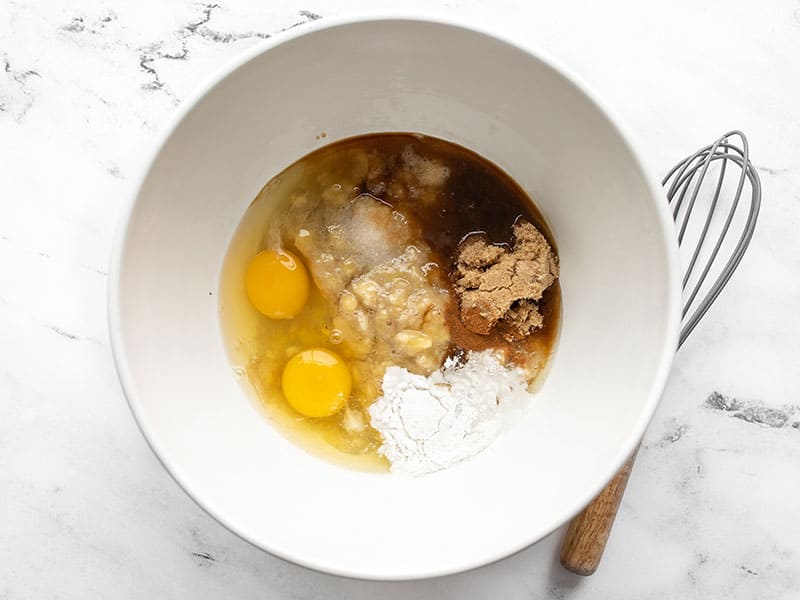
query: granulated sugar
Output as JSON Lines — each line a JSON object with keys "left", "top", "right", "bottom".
{"left": 368, "top": 350, "right": 533, "bottom": 475}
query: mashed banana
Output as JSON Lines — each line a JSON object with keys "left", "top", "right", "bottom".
{"left": 273, "top": 150, "right": 452, "bottom": 408}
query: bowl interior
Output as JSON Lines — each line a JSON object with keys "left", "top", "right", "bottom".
{"left": 111, "top": 17, "right": 678, "bottom": 579}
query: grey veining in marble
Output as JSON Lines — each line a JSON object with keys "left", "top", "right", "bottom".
{"left": 1, "top": 0, "right": 799, "bottom": 598}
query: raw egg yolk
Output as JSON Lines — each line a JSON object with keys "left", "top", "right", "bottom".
{"left": 245, "top": 249, "right": 309, "bottom": 319}
{"left": 281, "top": 348, "right": 351, "bottom": 418}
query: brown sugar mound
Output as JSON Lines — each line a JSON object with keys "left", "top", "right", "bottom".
{"left": 453, "top": 220, "right": 559, "bottom": 342}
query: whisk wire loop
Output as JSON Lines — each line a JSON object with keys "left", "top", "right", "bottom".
{"left": 661, "top": 130, "right": 761, "bottom": 348}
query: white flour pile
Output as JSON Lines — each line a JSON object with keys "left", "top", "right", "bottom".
{"left": 368, "top": 350, "right": 532, "bottom": 475}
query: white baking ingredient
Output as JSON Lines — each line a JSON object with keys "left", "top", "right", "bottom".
{"left": 368, "top": 350, "right": 533, "bottom": 475}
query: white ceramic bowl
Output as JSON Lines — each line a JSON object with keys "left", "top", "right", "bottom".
{"left": 109, "top": 15, "right": 680, "bottom": 580}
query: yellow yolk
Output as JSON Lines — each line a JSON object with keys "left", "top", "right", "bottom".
{"left": 245, "top": 249, "right": 309, "bottom": 319}
{"left": 281, "top": 348, "right": 351, "bottom": 418}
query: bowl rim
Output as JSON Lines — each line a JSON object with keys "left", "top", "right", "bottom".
{"left": 108, "top": 10, "right": 682, "bottom": 580}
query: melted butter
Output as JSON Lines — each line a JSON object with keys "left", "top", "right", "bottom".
{"left": 219, "top": 162, "right": 388, "bottom": 472}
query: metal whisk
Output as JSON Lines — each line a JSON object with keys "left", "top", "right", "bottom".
{"left": 560, "top": 131, "right": 762, "bottom": 576}
{"left": 665, "top": 130, "right": 762, "bottom": 347}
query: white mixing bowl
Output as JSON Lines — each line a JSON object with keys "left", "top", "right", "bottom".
{"left": 109, "top": 15, "right": 680, "bottom": 579}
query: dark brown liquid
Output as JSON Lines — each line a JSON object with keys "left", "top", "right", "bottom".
{"left": 322, "top": 133, "right": 561, "bottom": 370}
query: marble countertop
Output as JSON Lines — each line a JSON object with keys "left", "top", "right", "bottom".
{"left": 2, "top": 0, "right": 798, "bottom": 597}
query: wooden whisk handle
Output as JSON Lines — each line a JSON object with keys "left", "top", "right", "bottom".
{"left": 559, "top": 445, "right": 640, "bottom": 575}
